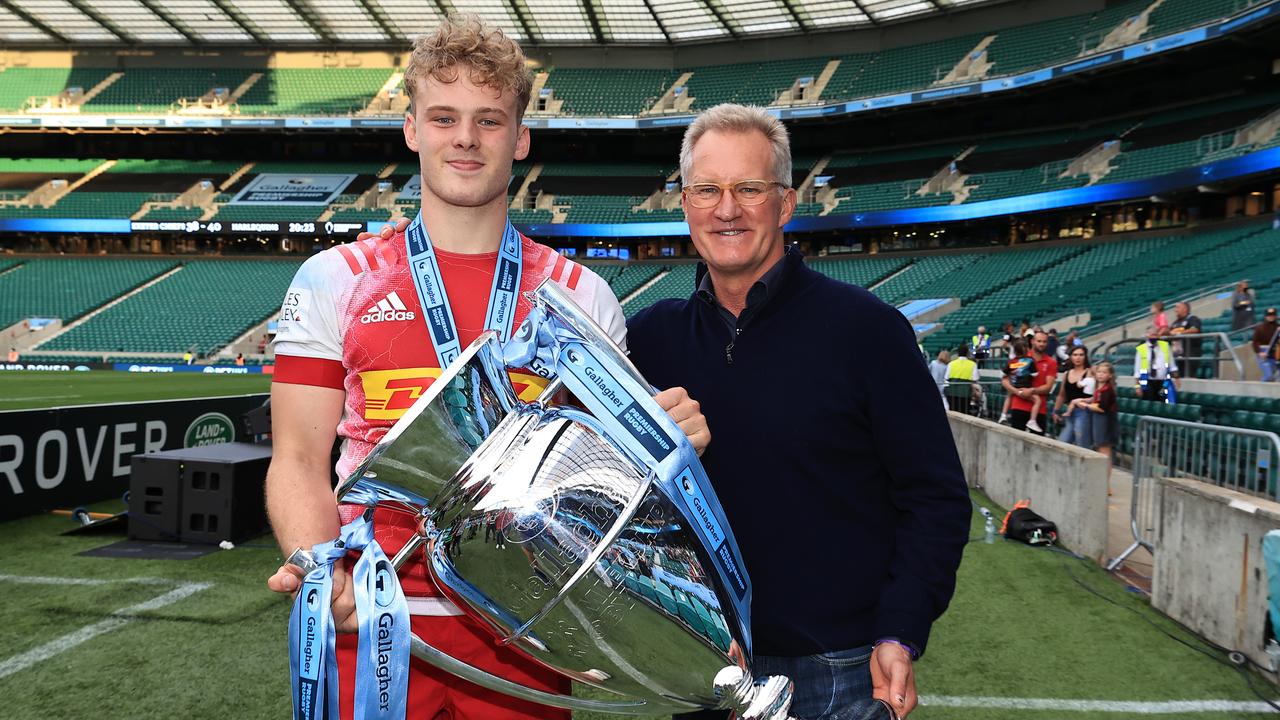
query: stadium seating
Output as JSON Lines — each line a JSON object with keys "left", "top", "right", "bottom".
{"left": 0, "top": 257, "right": 177, "bottom": 328}
{"left": 622, "top": 265, "right": 697, "bottom": 316}
{"left": 1147, "top": 0, "right": 1241, "bottom": 36}
{"left": 0, "top": 67, "right": 115, "bottom": 110}
{"left": 0, "top": 192, "right": 152, "bottom": 218}
{"left": 681, "top": 58, "right": 830, "bottom": 109}
{"left": 809, "top": 255, "right": 910, "bottom": 287}
{"left": 237, "top": 69, "right": 394, "bottom": 115}
{"left": 41, "top": 259, "right": 303, "bottom": 354}
{"left": 83, "top": 68, "right": 259, "bottom": 113}
{"left": 1, "top": 0, "right": 1264, "bottom": 122}
{"left": 543, "top": 68, "right": 679, "bottom": 116}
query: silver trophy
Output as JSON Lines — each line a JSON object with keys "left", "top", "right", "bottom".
{"left": 330, "top": 281, "right": 795, "bottom": 719}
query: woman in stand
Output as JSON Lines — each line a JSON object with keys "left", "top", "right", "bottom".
{"left": 1052, "top": 345, "right": 1094, "bottom": 448}
{"left": 1072, "top": 361, "right": 1118, "bottom": 495}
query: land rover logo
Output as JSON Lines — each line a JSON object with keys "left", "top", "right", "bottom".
{"left": 185, "top": 412, "right": 235, "bottom": 447}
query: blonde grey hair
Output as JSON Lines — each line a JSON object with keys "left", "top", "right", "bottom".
{"left": 679, "top": 103, "right": 792, "bottom": 188}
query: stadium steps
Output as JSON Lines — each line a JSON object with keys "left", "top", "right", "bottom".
{"left": 225, "top": 73, "right": 264, "bottom": 105}
{"left": 33, "top": 264, "right": 186, "bottom": 349}
{"left": 77, "top": 72, "right": 125, "bottom": 106}
{"left": 0, "top": 257, "right": 179, "bottom": 329}
{"left": 621, "top": 266, "right": 687, "bottom": 314}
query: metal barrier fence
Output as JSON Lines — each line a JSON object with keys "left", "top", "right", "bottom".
{"left": 944, "top": 379, "right": 1066, "bottom": 437}
{"left": 1107, "top": 416, "right": 1280, "bottom": 570}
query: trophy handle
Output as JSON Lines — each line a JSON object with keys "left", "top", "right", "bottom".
{"left": 407, "top": 633, "right": 660, "bottom": 715}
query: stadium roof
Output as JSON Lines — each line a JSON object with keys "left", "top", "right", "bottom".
{"left": 0, "top": 0, "right": 1003, "bottom": 46}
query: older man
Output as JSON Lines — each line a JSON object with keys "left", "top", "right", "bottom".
{"left": 627, "top": 104, "right": 971, "bottom": 720}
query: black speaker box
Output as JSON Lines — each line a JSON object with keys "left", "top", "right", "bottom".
{"left": 129, "top": 442, "right": 273, "bottom": 544}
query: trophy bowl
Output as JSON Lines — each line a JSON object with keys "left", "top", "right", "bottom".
{"left": 332, "top": 283, "right": 793, "bottom": 719}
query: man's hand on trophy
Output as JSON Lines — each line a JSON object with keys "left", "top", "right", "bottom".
{"left": 870, "top": 642, "right": 917, "bottom": 719}
{"left": 354, "top": 217, "right": 410, "bottom": 243}
{"left": 654, "top": 386, "right": 710, "bottom": 456}
{"left": 267, "top": 559, "right": 360, "bottom": 633}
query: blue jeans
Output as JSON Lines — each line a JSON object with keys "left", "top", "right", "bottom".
{"left": 756, "top": 645, "right": 895, "bottom": 720}
{"left": 1262, "top": 357, "right": 1277, "bottom": 382}
{"left": 1057, "top": 408, "right": 1092, "bottom": 448}
{"left": 676, "top": 645, "right": 894, "bottom": 720}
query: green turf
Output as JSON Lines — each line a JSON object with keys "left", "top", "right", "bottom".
{"left": 0, "top": 493, "right": 1274, "bottom": 720}
{"left": 0, "top": 370, "right": 273, "bottom": 411}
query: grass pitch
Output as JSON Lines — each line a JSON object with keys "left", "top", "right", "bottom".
{"left": 0, "top": 370, "right": 272, "bottom": 411}
{"left": 0, "top": 493, "right": 1274, "bottom": 720}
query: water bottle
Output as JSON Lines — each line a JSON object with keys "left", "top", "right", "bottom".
{"left": 978, "top": 507, "right": 997, "bottom": 544}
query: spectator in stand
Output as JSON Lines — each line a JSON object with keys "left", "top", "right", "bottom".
{"left": 1052, "top": 345, "right": 1093, "bottom": 448}
{"left": 929, "top": 349, "right": 950, "bottom": 401}
{"left": 1074, "top": 360, "right": 1117, "bottom": 494}
{"left": 1134, "top": 327, "right": 1177, "bottom": 401}
{"left": 6, "top": 347, "right": 17, "bottom": 363}
{"left": 235, "top": 353, "right": 245, "bottom": 366}
{"left": 945, "top": 344, "right": 981, "bottom": 414}
{"left": 1253, "top": 307, "right": 1280, "bottom": 382}
{"left": 971, "top": 326, "right": 991, "bottom": 362}
{"left": 998, "top": 321, "right": 1017, "bottom": 358}
{"left": 1055, "top": 329, "right": 1082, "bottom": 364}
{"left": 1045, "top": 328, "right": 1060, "bottom": 361}
{"left": 1169, "top": 301, "right": 1202, "bottom": 378}
{"left": 997, "top": 339, "right": 1028, "bottom": 425}
{"left": 1150, "top": 301, "right": 1169, "bottom": 336}
{"left": 1001, "top": 330, "right": 1057, "bottom": 435}
{"left": 1232, "top": 280, "right": 1256, "bottom": 332}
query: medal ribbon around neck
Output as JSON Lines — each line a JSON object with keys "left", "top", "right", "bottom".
{"left": 404, "top": 210, "right": 523, "bottom": 369}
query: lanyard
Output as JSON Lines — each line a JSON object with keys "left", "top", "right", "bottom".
{"left": 404, "top": 210, "right": 523, "bottom": 369}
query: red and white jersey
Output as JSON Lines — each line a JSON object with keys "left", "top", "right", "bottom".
{"left": 273, "top": 232, "right": 626, "bottom": 480}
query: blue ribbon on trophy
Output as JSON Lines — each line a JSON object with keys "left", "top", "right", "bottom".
{"left": 504, "top": 292, "right": 754, "bottom": 652}
{"left": 289, "top": 512, "right": 410, "bottom": 720}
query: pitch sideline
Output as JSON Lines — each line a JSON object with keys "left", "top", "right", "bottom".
{"left": 0, "top": 573, "right": 213, "bottom": 680}
{"left": 1, "top": 575, "right": 1274, "bottom": 714}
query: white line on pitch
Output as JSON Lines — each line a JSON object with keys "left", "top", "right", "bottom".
{"left": 0, "top": 581, "right": 212, "bottom": 680}
{"left": 0, "top": 394, "right": 82, "bottom": 402}
{"left": 921, "top": 695, "right": 1279, "bottom": 714}
{"left": 0, "top": 574, "right": 172, "bottom": 587}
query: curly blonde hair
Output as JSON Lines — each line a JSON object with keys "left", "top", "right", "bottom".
{"left": 403, "top": 15, "right": 532, "bottom": 119}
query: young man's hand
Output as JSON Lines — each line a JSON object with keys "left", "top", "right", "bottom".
{"left": 267, "top": 558, "right": 359, "bottom": 633}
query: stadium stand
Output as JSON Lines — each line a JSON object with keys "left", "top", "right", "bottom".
{"left": 679, "top": 57, "right": 831, "bottom": 109}
{"left": 541, "top": 68, "right": 679, "bottom": 116}
{"left": 0, "top": 67, "right": 115, "bottom": 111}
{"left": 0, "top": 258, "right": 177, "bottom": 328}
{"left": 40, "top": 260, "right": 303, "bottom": 355}
{"left": 82, "top": 68, "right": 260, "bottom": 113}
{"left": 622, "top": 265, "right": 698, "bottom": 316}
{"left": 4, "top": 80, "right": 1278, "bottom": 226}
{"left": 0, "top": 0, "right": 1256, "bottom": 120}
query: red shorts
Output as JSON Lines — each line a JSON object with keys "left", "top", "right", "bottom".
{"left": 333, "top": 504, "right": 570, "bottom": 719}
{"left": 334, "top": 614, "right": 570, "bottom": 720}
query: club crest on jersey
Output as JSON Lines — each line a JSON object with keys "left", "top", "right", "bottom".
{"left": 360, "top": 292, "right": 416, "bottom": 324}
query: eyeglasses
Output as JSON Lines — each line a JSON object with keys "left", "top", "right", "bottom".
{"left": 681, "top": 180, "right": 787, "bottom": 208}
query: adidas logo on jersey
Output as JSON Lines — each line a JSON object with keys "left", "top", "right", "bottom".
{"left": 360, "top": 291, "right": 416, "bottom": 324}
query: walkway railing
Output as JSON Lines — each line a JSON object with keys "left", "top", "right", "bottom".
{"left": 1107, "top": 416, "right": 1280, "bottom": 570}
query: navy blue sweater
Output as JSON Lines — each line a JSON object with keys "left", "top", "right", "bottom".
{"left": 627, "top": 249, "right": 970, "bottom": 657}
